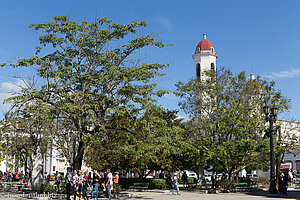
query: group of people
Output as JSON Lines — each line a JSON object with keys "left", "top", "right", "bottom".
{"left": 278, "top": 169, "right": 294, "bottom": 195}
{"left": 65, "top": 167, "right": 119, "bottom": 200}
{"left": 0, "top": 170, "right": 31, "bottom": 186}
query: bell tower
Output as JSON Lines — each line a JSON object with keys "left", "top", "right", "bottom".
{"left": 192, "top": 33, "right": 217, "bottom": 80}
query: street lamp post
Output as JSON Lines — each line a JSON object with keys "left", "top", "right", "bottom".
{"left": 263, "top": 104, "right": 279, "bottom": 194}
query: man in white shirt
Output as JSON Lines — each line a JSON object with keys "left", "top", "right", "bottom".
{"left": 106, "top": 169, "right": 113, "bottom": 200}
{"left": 73, "top": 170, "right": 79, "bottom": 200}
{"left": 172, "top": 173, "right": 180, "bottom": 195}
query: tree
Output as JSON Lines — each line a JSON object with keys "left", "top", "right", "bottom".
{"left": 175, "top": 67, "right": 290, "bottom": 180}
{"left": 274, "top": 120, "right": 300, "bottom": 184}
{"left": 1, "top": 99, "right": 55, "bottom": 189}
{"left": 84, "top": 104, "right": 187, "bottom": 174}
{"left": 3, "top": 16, "right": 170, "bottom": 169}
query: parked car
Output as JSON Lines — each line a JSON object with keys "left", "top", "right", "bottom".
{"left": 246, "top": 174, "right": 258, "bottom": 178}
{"left": 294, "top": 174, "right": 300, "bottom": 183}
{"left": 186, "top": 171, "right": 198, "bottom": 180}
{"left": 204, "top": 174, "right": 212, "bottom": 182}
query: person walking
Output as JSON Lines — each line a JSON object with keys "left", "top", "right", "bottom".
{"left": 8, "top": 172, "right": 12, "bottom": 182}
{"left": 82, "top": 171, "right": 90, "bottom": 200}
{"left": 88, "top": 172, "right": 92, "bottom": 186}
{"left": 76, "top": 170, "right": 83, "bottom": 200}
{"left": 47, "top": 172, "right": 51, "bottom": 184}
{"left": 20, "top": 171, "right": 24, "bottom": 184}
{"left": 91, "top": 169, "right": 100, "bottom": 199}
{"left": 172, "top": 173, "right": 180, "bottom": 195}
{"left": 66, "top": 167, "right": 73, "bottom": 200}
{"left": 55, "top": 171, "right": 61, "bottom": 192}
{"left": 106, "top": 169, "right": 113, "bottom": 200}
{"left": 3, "top": 172, "right": 8, "bottom": 182}
{"left": 113, "top": 172, "right": 119, "bottom": 198}
{"left": 182, "top": 171, "right": 188, "bottom": 188}
{"left": 100, "top": 172, "right": 105, "bottom": 193}
{"left": 282, "top": 174, "right": 289, "bottom": 196}
{"left": 14, "top": 170, "right": 22, "bottom": 191}
{"left": 73, "top": 169, "right": 79, "bottom": 200}
{"left": 14, "top": 170, "right": 20, "bottom": 182}
{"left": 43, "top": 172, "right": 48, "bottom": 183}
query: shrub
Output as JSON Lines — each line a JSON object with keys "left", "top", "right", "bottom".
{"left": 113, "top": 183, "right": 121, "bottom": 194}
{"left": 60, "top": 182, "right": 67, "bottom": 194}
{"left": 119, "top": 178, "right": 150, "bottom": 189}
{"left": 38, "top": 183, "right": 55, "bottom": 193}
{"left": 237, "top": 177, "right": 253, "bottom": 184}
{"left": 218, "top": 179, "right": 230, "bottom": 189}
{"left": 188, "top": 177, "right": 196, "bottom": 184}
{"left": 253, "top": 177, "right": 269, "bottom": 188}
{"left": 149, "top": 178, "right": 167, "bottom": 189}
{"left": 178, "top": 178, "right": 183, "bottom": 184}
{"left": 178, "top": 177, "right": 195, "bottom": 184}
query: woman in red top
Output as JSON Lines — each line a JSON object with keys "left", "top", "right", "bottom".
{"left": 0, "top": 171, "right": 3, "bottom": 182}
{"left": 113, "top": 172, "right": 119, "bottom": 197}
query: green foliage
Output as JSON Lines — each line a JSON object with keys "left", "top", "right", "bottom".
{"left": 218, "top": 179, "right": 230, "bottom": 189}
{"left": 60, "top": 182, "right": 67, "bottom": 194}
{"left": 253, "top": 177, "right": 269, "bottom": 188}
{"left": 175, "top": 67, "right": 290, "bottom": 179}
{"left": 274, "top": 121, "right": 300, "bottom": 181}
{"left": 2, "top": 16, "right": 174, "bottom": 170}
{"left": 118, "top": 178, "right": 149, "bottom": 189}
{"left": 1, "top": 101, "right": 55, "bottom": 172}
{"left": 149, "top": 178, "right": 167, "bottom": 189}
{"left": 113, "top": 183, "right": 121, "bottom": 194}
{"left": 178, "top": 177, "right": 194, "bottom": 184}
{"left": 38, "top": 183, "right": 56, "bottom": 193}
{"left": 177, "top": 177, "right": 183, "bottom": 184}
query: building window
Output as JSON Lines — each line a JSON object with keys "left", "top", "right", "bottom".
{"left": 296, "top": 161, "right": 300, "bottom": 172}
{"left": 196, "top": 64, "right": 200, "bottom": 79}
{"left": 210, "top": 63, "right": 215, "bottom": 71}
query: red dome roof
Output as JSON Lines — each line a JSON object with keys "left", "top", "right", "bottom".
{"left": 196, "top": 33, "right": 214, "bottom": 51}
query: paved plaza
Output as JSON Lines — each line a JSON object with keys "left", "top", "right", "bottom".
{"left": 131, "top": 190, "right": 300, "bottom": 200}
{"left": 2, "top": 189, "right": 300, "bottom": 200}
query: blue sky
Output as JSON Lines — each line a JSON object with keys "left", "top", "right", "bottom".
{"left": 0, "top": 0, "right": 300, "bottom": 120}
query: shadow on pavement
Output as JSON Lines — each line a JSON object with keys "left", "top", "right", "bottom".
{"left": 244, "top": 189, "right": 300, "bottom": 199}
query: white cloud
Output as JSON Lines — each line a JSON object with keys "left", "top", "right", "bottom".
{"left": 163, "top": 93, "right": 177, "bottom": 100}
{"left": 175, "top": 115, "right": 190, "bottom": 123}
{"left": 262, "top": 68, "right": 300, "bottom": 79}
{"left": 0, "top": 79, "right": 26, "bottom": 114}
{"left": 154, "top": 16, "right": 173, "bottom": 32}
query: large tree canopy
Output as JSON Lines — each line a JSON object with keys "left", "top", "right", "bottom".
{"left": 3, "top": 16, "right": 172, "bottom": 170}
{"left": 175, "top": 67, "right": 290, "bottom": 180}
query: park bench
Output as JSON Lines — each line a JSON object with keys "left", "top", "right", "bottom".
{"left": 0, "top": 181, "right": 24, "bottom": 190}
{"left": 294, "top": 181, "right": 300, "bottom": 188}
{"left": 230, "top": 182, "right": 253, "bottom": 191}
{"left": 128, "top": 182, "right": 149, "bottom": 190}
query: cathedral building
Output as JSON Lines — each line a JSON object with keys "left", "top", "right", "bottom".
{"left": 192, "top": 33, "right": 217, "bottom": 80}
{"left": 193, "top": 33, "right": 300, "bottom": 177}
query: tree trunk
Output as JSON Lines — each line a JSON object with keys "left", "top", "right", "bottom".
{"left": 144, "top": 169, "right": 153, "bottom": 178}
{"left": 31, "top": 148, "right": 43, "bottom": 190}
{"left": 73, "top": 140, "right": 84, "bottom": 170}
{"left": 198, "top": 165, "right": 204, "bottom": 185}
{"left": 24, "top": 153, "right": 28, "bottom": 173}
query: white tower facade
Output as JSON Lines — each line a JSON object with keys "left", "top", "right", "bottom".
{"left": 192, "top": 33, "right": 218, "bottom": 80}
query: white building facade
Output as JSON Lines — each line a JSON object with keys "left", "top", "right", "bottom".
{"left": 192, "top": 33, "right": 218, "bottom": 80}
{"left": 193, "top": 34, "right": 300, "bottom": 178}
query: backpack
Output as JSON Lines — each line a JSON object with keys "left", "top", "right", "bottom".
{"left": 15, "top": 173, "right": 21, "bottom": 180}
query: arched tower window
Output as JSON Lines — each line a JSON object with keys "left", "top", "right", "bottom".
{"left": 196, "top": 63, "right": 200, "bottom": 79}
{"left": 210, "top": 63, "right": 215, "bottom": 71}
